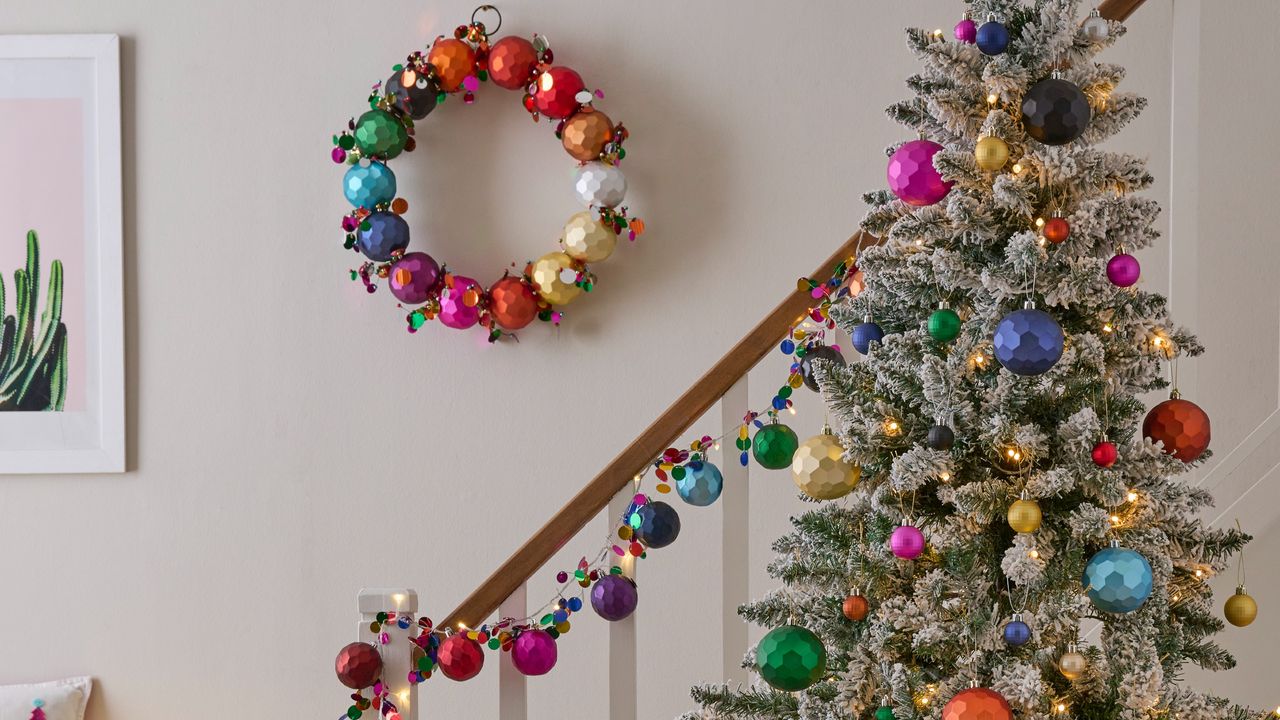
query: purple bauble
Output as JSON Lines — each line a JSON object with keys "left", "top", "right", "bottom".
{"left": 591, "top": 575, "right": 639, "bottom": 622}
{"left": 511, "top": 629, "right": 558, "bottom": 676}
{"left": 955, "top": 17, "right": 977, "bottom": 43}
{"left": 887, "top": 140, "right": 953, "bottom": 207}
{"left": 1107, "top": 253, "right": 1141, "bottom": 287}
{"left": 438, "top": 275, "right": 481, "bottom": 329}
{"left": 890, "top": 525, "right": 926, "bottom": 560}
{"left": 388, "top": 252, "right": 440, "bottom": 305}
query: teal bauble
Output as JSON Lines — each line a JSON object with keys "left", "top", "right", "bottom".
{"left": 752, "top": 422, "right": 799, "bottom": 470}
{"left": 927, "top": 305, "right": 962, "bottom": 343}
{"left": 343, "top": 161, "right": 397, "bottom": 209}
{"left": 675, "top": 461, "right": 723, "bottom": 507}
{"left": 1083, "top": 545, "right": 1153, "bottom": 613}
{"left": 354, "top": 109, "right": 408, "bottom": 159}
{"left": 756, "top": 625, "right": 826, "bottom": 691}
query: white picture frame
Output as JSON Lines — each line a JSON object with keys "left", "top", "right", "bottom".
{"left": 0, "top": 35, "right": 124, "bottom": 473}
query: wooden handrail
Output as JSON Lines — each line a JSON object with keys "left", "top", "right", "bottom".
{"left": 444, "top": 0, "right": 1146, "bottom": 630}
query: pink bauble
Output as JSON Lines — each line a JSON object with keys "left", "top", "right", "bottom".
{"left": 887, "top": 140, "right": 953, "bottom": 207}
{"left": 438, "top": 275, "right": 481, "bottom": 329}
{"left": 388, "top": 252, "right": 440, "bottom": 305}
{"left": 534, "top": 67, "right": 585, "bottom": 119}
{"left": 1107, "top": 253, "right": 1141, "bottom": 287}
{"left": 511, "top": 629, "right": 558, "bottom": 676}
{"left": 890, "top": 525, "right": 926, "bottom": 559}
{"left": 955, "top": 18, "right": 977, "bottom": 43}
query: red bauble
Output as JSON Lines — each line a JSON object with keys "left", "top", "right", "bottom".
{"left": 488, "top": 276, "right": 539, "bottom": 330}
{"left": 842, "top": 593, "right": 869, "bottom": 621}
{"left": 1091, "top": 440, "right": 1118, "bottom": 468}
{"left": 534, "top": 67, "right": 585, "bottom": 119}
{"left": 488, "top": 36, "right": 539, "bottom": 90}
{"left": 1043, "top": 217, "right": 1071, "bottom": 244}
{"left": 335, "top": 641, "right": 383, "bottom": 689}
{"left": 1143, "top": 396, "right": 1211, "bottom": 462}
{"left": 437, "top": 634, "right": 485, "bottom": 681}
{"left": 428, "top": 38, "right": 476, "bottom": 92}
{"left": 942, "top": 687, "right": 1013, "bottom": 720}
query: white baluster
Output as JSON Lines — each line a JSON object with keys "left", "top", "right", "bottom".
{"left": 608, "top": 488, "right": 639, "bottom": 720}
{"left": 719, "top": 375, "right": 750, "bottom": 683}
{"left": 357, "top": 588, "right": 419, "bottom": 720}
{"left": 498, "top": 584, "right": 529, "bottom": 720}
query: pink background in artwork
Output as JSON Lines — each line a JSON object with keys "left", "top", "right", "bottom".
{"left": 0, "top": 98, "right": 86, "bottom": 411}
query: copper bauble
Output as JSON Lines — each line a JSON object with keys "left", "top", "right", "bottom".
{"left": 428, "top": 38, "right": 476, "bottom": 92}
{"left": 488, "top": 36, "right": 538, "bottom": 90}
{"left": 530, "top": 251, "right": 582, "bottom": 305}
{"left": 1043, "top": 216, "right": 1071, "bottom": 243}
{"left": 1143, "top": 394, "right": 1211, "bottom": 462}
{"left": 335, "top": 641, "right": 383, "bottom": 689}
{"left": 842, "top": 591, "right": 869, "bottom": 621}
{"left": 1007, "top": 498, "right": 1042, "bottom": 534}
{"left": 488, "top": 276, "right": 539, "bottom": 330}
{"left": 974, "top": 136, "right": 1009, "bottom": 171}
{"left": 561, "top": 211, "right": 617, "bottom": 264}
{"left": 562, "top": 110, "right": 614, "bottom": 161}
{"left": 1224, "top": 586, "right": 1258, "bottom": 627}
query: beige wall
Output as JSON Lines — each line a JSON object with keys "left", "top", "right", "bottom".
{"left": 0, "top": 1, "right": 1272, "bottom": 718}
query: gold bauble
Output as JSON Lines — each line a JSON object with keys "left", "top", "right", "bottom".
{"left": 791, "top": 430, "right": 860, "bottom": 501}
{"left": 530, "top": 251, "right": 582, "bottom": 306}
{"left": 1058, "top": 649, "right": 1087, "bottom": 680}
{"left": 561, "top": 110, "right": 614, "bottom": 162}
{"left": 1007, "top": 498, "right": 1042, "bottom": 534}
{"left": 561, "top": 211, "right": 617, "bottom": 263}
{"left": 1224, "top": 586, "right": 1258, "bottom": 627}
{"left": 975, "top": 136, "right": 1010, "bottom": 171}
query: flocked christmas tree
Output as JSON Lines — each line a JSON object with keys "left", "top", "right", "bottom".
{"left": 690, "top": 2, "right": 1257, "bottom": 719}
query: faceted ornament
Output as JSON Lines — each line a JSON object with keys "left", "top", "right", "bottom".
{"left": 561, "top": 211, "right": 616, "bottom": 263}
{"left": 799, "top": 344, "right": 846, "bottom": 392}
{"left": 388, "top": 252, "right": 440, "bottom": 305}
{"left": 1021, "top": 78, "right": 1092, "bottom": 146}
{"left": 886, "top": 139, "right": 953, "bottom": 207}
{"left": 974, "top": 135, "right": 1009, "bottom": 171}
{"left": 534, "top": 66, "right": 586, "bottom": 119}
{"left": 561, "top": 110, "right": 614, "bottom": 162}
{"left": 851, "top": 320, "right": 885, "bottom": 355}
{"left": 530, "top": 251, "right": 582, "bottom": 306}
{"left": 573, "top": 161, "right": 627, "bottom": 208}
{"left": 791, "top": 431, "right": 860, "bottom": 500}
{"left": 752, "top": 423, "right": 799, "bottom": 470}
{"left": 487, "top": 276, "right": 539, "bottom": 330}
{"left": 756, "top": 625, "right": 827, "bottom": 692}
{"left": 942, "top": 687, "right": 1013, "bottom": 720}
{"left": 438, "top": 275, "right": 481, "bottom": 330}
{"left": 428, "top": 38, "right": 476, "bottom": 92}
{"left": 353, "top": 109, "right": 408, "bottom": 159}
{"left": 1107, "top": 253, "right": 1141, "bottom": 287}
{"left": 676, "top": 460, "right": 723, "bottom": 507}
{"left": 1083, "top": 546, "right": 1154, "bottom": 613}
{"left": 635, "top": 501, "right": 681, "bottom": 548}
{"left": 335, "top": 641, "right": 383, "bottom": 689}
{"left": 1143, "top": 397, "right": 1211, "bottom": 462}
{"left": 488, "top": 36, "right": 539, "bottom": 90}
{"left": 511, "top": 629, "right": 558, "bottom": 676}
{"left": 343, "top": 161, "right": 397, "bottom": 209}
{"left": 993, "top": 308, "right": 1064, "bottom": 376}
{"left": 890, "top": 525, "right": 925, "bottom": 559}
{"left": 386, "top": 68, "right": 439, "bottom": 120}
{"left": 590, "top": 574, "right": 639, "bottom": 621}
{"left": 437, "top": 634, "right": 484, "bottom": 681}
{"left": 357, "top": 211, "right": 411, "bottom": 261}
{"left": 975, "top": 20, "right": 1010, "bottom": 55}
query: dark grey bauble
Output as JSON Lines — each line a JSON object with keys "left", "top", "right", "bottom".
{"left": 387, "top": 70, "right": 439, "bottom": 121}
{"left": 800, "top": 344, "right": 848, "bottom": 392}
{"left": 1021, "top": 77, "right": 1091, "bottom": 146}
{"left": 926, "top": 424, "right": 955, "bottom": 451}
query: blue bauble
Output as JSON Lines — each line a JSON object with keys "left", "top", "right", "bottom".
{"left": 1083, "top": 546, "right": 1153, "bottom": 613}
{"left": 357, "top": 210, "right": 411, "bottom": 261}
{"left": 344, "top": 161, "right": 397, "bottom": 209}
{"left": 976, "top": 20, "right": 1010, "bottom": 55}
{"left": 993, "top": 308, "right": 1064, "bottom": 376}
{"left": 635, "top": 501, "right": 681, "bottom": 548}
{"left": 1002, "top": 618, "right": 1032, "bottom": 646}
{"left": 851, "top": 321, "right": 885, "bottom": 355}
{"left": 676, "top": 461, "right": 723, "bottom": 507}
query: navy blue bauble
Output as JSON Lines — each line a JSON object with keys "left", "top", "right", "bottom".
{"left": 852, "top": 321, "right": 885, "bottom": 355}
{"left": 1002, "top": 617, "right": 1032, "bottom": 646}
{"left": 676, "top": 461, "right": 723, "bottom": 507}
{"left": 1083, "top": 546, "right": 1153, "bottom": 613}
{"left": 357, "top": 210, "right": 411, "bottom": 261}
{"left": 976, "top": 20, "right": 1010, "bottom": 55}
{"left": 993, "top": 307, "right": 1064, "bottom": 376}
{"left": 635, "top": 501, "right": 681, "bottom": 548}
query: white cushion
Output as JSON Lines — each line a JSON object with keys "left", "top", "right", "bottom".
{"left": 0, "top": 678, "right": 91, "bottom": 720}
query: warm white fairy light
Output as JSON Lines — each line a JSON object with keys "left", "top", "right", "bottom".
{"left": 1110, "top": 514, "right": 1122, "bottom": 526}
{"left": 1012, "top": 163, "right": 1024, "bottom": 174}
{"left": 939, "top": 471, "right": 951, "bottom": 482}
{"left": 987, "top": 92, "right": 999, "bottom": 104}
{"left": 1029, "top": 548, "right": 1040, "bottom": 559}
{"left": 1127, "top": 490, "right": 1139, "bottom": 503}
{"left": 1035, "top": 217, "right": 1046, "bottom": 228}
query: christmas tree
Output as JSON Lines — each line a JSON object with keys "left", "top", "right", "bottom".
{"left": 691, "top": 2, "right": 1255, "bottom": 719}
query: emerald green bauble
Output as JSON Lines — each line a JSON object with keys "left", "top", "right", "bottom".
{"left": 354, "top": 109, "right": 408, "bottom": 159}
{"left": 874, "top": 706, "right": 895, "bottom": 720}
{"left": 927, "top": 306, "right": 962, "bottom": 342}
{"left": 752, "top": 422, "right": 799, "bottom": 470}
{"left": 756, "top": 624, "right": 826, "bottom": 691}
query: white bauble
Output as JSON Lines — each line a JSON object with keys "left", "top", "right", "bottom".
{"left": 573, "top": 161, "right": 627, "bottom": 208}
{"left": 1083, "top": 12, "right": 1109, "bottom": 41}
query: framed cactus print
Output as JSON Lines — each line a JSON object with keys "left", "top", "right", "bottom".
{"left": 0, "top": 35, "right": 123, "bottom": 473}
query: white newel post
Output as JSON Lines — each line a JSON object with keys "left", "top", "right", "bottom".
{"left": 608, "top": 488, "right": 639, "bottom": 720}
{"left": 358, "top": 588, "right": 420, "bottom": 720}
{"left": 719, "top": 376, "right": 750, "bottom": 684}
{"left": 498, "top": 584, "right": 529, "bottom": 720}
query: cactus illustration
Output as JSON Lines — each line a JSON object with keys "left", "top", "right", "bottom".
{"left": 0, "top": 230, "right": 68, "bottom": 411}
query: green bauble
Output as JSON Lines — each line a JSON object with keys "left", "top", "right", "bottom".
{"left": 756, "top": 625, "right": 826, "bottom": 691}
{"left": 874, "top": 707, "right": 895, "bottom": 720}
{"left": 354, "top": 109, "right": 408, "bottom": 159}
{"left": 927, "top": 306, "right": 962, "bottom": 342}
{"left": 752, "top": 422, "right": 799, "bottom": 470}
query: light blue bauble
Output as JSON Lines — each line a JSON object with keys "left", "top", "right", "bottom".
{"left": 1083, "top": 546, "right": 1153, "bottom": 613}
{"left": 344, "top": 161, "right": 397, "bottom": 209}
{"left": 357, "top": 210, "right": 411, "bottom": 261}
{"left": 993, "top": 307, "right": 1064, "bottom": 375}
{"left": 676, "top": 461, "right": 723, "bottom": 507}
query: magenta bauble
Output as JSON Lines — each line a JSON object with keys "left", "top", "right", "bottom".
{"left": 388, "top": 252, "right": 440, "bottom": 305}
{"left": 887, "top": 140, "right": 953, "bottom": 207}
{"left": 890, "top": 525, "right": 926, "bottom": 559}
{"left": 955, "top": 17, "right": 977, "bottom": 43}
{"left": 511, "top": 629, "right": 558, "bottom": 676}
{"left": 1107, "top": 253, "right": 1141, "bottom": 287}
{"left": 438, "top": 275, "right": 481, "bottom": 329}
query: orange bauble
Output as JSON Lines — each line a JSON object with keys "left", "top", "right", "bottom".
{"left": 1043, "top": 217, "right": 1070, "bottom": 243}
{"left": 942, "top": 688, "right": 1013, "bottom": 720}
{"left": 1143, "top": 395, "right": 1211, "bottom": 462}
{"left": 841, "top": 593, "right": 869, "bottom": 621}
{"left": 488, "top": 36, "right": 539, "bottom": 90}
{"left": 561, "top": 110, "right": 614, "bottom": 161}
{"left": 429, "top": 38, "right": 476, "bottom": 92}
{"left": 488, "top": 275, "right": 540, "bottom": 330}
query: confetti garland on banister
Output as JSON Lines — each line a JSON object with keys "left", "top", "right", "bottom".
{"left": 332, "top": 260, "right": 864, "bottom": 719}
{"left": 331, "top": 5, "right": 646, "bottom": 343}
